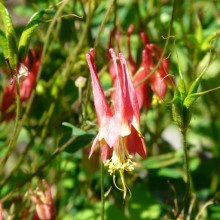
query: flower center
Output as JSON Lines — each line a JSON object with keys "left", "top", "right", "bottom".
{"left": 105, "top": 137, "right": 136, "bottom": 175}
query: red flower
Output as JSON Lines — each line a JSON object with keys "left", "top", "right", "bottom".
{"left": 86, "top": 48, "right": 147, "bottom": 175}
{"left": 133, "top": 49, "right": 151, "bottom": 110}
{"left": 1, "top": 47, "right": 41, "bottom": 121}
{"left": 127, "top": 24, "right": 136, "bottom": 75}
{"left": 145, "top": 43, "right": 172, "bottom": 101}
{"left": 108, "top": 26, "right": 151, "bottom": 110}
{"left": 29, "top": 180, "right": 55, "bottom": 220}
{"left": 108, "top": 26, "right": 172, "bottom": 109}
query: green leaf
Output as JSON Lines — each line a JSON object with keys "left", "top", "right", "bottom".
{"left": 195, "top": 13, "right": 203, "bottom": 44}
{"left": 158, "top": 167, "right": 182, "bottom": 179}
{"left": 60, "top": 123, "right": 95, "bottom": 153}
{"left": 129, "top": 183, "right": 161, "bottom": 220}
{"left": 64, "top": 133, "right": 94, "bottom": 154}
{"left": 183, "top": 65, "right": 208, "bottom": 109}
{"left": 0, "top": 29, "right": 9, "bottom": 58}
{"left": 142, "top": 152, "right": 182, "bottom": 169}
{"left": 18, "top": 10, "right": 50, "bottom": 60}
{"left": 0, "top": 3, "right": 18, "bottom": 69}
{"left": 62, "top": 122, "right": 86, "bottom": 136}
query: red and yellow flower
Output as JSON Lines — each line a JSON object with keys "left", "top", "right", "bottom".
{"left": 86, "top": 48, "right": 147, "bottom": 190}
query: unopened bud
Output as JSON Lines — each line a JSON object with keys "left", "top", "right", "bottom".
{"left": 75, "top": 76, "right": 87, "bottom": 88}
{"left": 29, "top": 180, "right": 56, "bottom": 220}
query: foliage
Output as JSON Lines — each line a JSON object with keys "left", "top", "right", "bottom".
{"left": 0, "top": 0, "right": 220, "bottom": 219}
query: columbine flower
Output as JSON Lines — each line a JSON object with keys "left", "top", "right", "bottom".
{"left": 107, "top": 26, "right": 173, "bottom": 109}
{"left": 133, "top": 49, "right": 151, "bottom": 110}
{"left": 1, "top": 47, "right": 41, "bottom": 121}
{"left": 107, "top": 26, "right": 151, "bottom": 110}
{"left": 86, "top": 48, "right": 147, "bottom": 197}
{"left": 29, "top": 180, "right": 55, "bottom": 220}
{"left": 145, "top": 44, "right": 172, "bottom": 101}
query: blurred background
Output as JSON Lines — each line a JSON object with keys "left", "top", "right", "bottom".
{"left": 0, "top": 0, "right": 220, "bottom": 219}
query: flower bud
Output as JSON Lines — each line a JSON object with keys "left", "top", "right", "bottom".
{"left": 75, "top": 76, "right": 87, "bottom": 88}
{"left": 29, "top": 180, "right": 55, "bottom": 220}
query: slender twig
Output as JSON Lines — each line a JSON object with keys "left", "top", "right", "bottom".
{"left": 100, "top": 160, "right": 105, "bottom": 220}
{"left": 94, "top": 0, "right": 115, "bottom": 49}
{"left": 114, "top": 0, "right": 117, "bottom": 29}
{"left": 175, "top": 131, "right": 191, "bottom": 219}
{"left": 0, "top": 74, "right": 20, "bottom": 173}
{"left": 195, "top": 200, "right": 214, "bottom": 220}
{"left": 187, "top": 193, "right": 196, "bottom": 220}
{"left": 40, "top": 4, "right": 93, "bottom": 141}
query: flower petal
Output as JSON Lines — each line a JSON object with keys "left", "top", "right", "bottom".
{"left": 119, "top": 52, "right": 141, "bottom": 134}
{"left": 109, "top": 49, "right": 131, "bottom": 136}
{"left": 89, "top": 134, "right": 99, "bottom": 158}
{"left": 127, "top": 125, "right": 147, "bottom": 159}
{"left": 101, "top": 144, "right": 113, "bottom": 162}
{"left": 99, "top": 114, "right": 121, "bottom": 148}
{"left": 86, "top": 50, "right": 112, "bottom": 126}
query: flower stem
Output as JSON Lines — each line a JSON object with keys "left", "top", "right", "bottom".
{"left": 100, "top": 161, "right": 105, "bottom": 220}
{"left": 119, "top": 170, "right": 127, "bottom": 199}
{"left": 0, "top": 75, "right": 21, "bottom": 173}
{"left": 175, "top": 131, "right": 191, "bottom": 219}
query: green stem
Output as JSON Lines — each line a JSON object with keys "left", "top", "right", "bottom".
{"left": 175, "top": 131, "right": 191, "bottom": 219}
{"left": 101, "top": 161, "right": 105, "bottom": 220}
{"left": 0, "top": 75, "right": 21, "bottom": 173}
{"left": 39, "top": 4, "right": 93, "bottom": 140}
{"left": 94, "top": 0, "right": 115, "bottom": 49}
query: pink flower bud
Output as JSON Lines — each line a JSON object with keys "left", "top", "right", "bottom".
{"left": 29, "top": 180, "right": 55, "bottom": 220}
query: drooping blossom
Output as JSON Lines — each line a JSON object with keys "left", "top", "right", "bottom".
{"left": 107, "top": 29, "right": 122, "bottom": 92}
{"left": 29, "top": 180, "right": 55, "bottom": 220}
{"left": 1, "top": 47, "right": 41, "bottom": 121}
{"left": 127, "top": 24, "right": 136, "bottom": 75}
{"left": 145, "top": 44, "right": 172, "bottom": 101}
{"left": 108, "top": 25, "right": 172, "bottom": 109}
{"left": 86, "top": 48, "right": 147, "bottom": 180}
{"left": 133, "top": 49, "right": 151, "bottom": 110}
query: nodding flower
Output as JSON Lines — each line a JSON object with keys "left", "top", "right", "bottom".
{"left": 1, "top": 47, "right": 42, "bottom": 121}
{"left": 144, "top": 43, "right": 173, "bottom": 101}
{"left": 108, "top": 25, "right": 172, "bottom": 109}
{"left": 29, "top": 180, "right": 55, "bottom": 220}
{"left": 86, "top": 48, "right": 147, "bottom": 198}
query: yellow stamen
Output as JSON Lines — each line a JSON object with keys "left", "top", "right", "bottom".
{"left": 104, "top": 137, "right": 135, "bottom": 199}
{"left": 104, "top": 137, "right": 136, "bottom": 175}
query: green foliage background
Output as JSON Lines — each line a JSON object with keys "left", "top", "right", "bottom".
{"left": 0, "top": 0, "right": 220, "bottom": 219}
